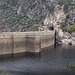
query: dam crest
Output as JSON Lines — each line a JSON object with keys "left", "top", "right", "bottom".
{"left": 0, "top": 31, "right": 55, "bottom": 56}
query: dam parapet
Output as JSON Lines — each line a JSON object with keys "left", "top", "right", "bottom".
{"left": 0, "top": 31, "right": 55, "bottom": 56}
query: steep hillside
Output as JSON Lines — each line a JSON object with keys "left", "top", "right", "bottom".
{"left": 0, "top": 0, "right": 53, "bottom": 31}
{"left": 44, "top": 0, "right": 75, "bottom": 45}
{"left": 0, "top": 0, "right": 75, "bottom": 45}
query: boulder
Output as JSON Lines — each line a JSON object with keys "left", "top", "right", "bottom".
{"left": 61, "top": 39, "right": 72, "bottom": 45}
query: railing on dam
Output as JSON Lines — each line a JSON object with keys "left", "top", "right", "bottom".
{"left": 0, "top": 31, "right": 55, "bottom": 56}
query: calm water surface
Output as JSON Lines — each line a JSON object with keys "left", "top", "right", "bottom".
{"left": 0, "top": 45, "right": 75, "bottom": 75}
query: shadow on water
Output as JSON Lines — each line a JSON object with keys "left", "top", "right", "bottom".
{"left": 0, "top": 45, "right": 54, "bottom": 61}
{"left": 0, "top": 45, "right": 75, "bottom": 75}
{"left": 0, "top": 52, "right": 41, "bottom": 61}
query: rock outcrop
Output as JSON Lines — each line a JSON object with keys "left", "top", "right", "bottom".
{"left": 44, "top": 4, "right": 75, "bottom": 45}
{"left": 0, "top": 0, "right": 75, "bottom": 45}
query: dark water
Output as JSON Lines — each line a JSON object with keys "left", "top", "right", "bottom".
{"left": 0, "top": 45, "right": 75, "bottom": 75}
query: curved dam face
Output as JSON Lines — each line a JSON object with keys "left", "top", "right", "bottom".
{"left": 0, "top": 31, "right": 55, "bottom": 56}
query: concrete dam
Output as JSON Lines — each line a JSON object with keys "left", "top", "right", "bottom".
{"left": 0, "top": 31, "right": 55, "bottom": 56}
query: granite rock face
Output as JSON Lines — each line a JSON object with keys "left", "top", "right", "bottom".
{"left": 43, "top": 1, "right": 75, "bottom": 45}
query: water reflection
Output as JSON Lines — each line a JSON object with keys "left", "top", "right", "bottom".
{"left": 0, "top": 45, "right": 75, "bottom": 75}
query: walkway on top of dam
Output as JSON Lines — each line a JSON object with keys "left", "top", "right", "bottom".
{"left": 0, "top": 31, "right": 55, "bottom": 37}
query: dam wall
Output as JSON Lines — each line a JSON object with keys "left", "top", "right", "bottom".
{"left": 0, "top": 31, "right": 55, "bottom": 55}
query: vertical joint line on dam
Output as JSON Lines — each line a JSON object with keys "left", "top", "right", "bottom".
{"left": 0, "top": 31, "right": 55, "bottom": 56}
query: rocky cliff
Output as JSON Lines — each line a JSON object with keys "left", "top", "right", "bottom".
{"left": 44, "top": 0, "right": 75, "bottom": 45}
{"left": 0, "top": 0, "right": 75, "bottom": 45}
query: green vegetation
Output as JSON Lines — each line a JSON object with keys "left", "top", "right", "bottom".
{"left": 57, "top": 0, "right": 72, "bottom": 6}
{"left": 46, "top": 5, "right": 50, "bottom": 11}
{"left": 41, "top": 21, "right": 44, "bottom": 26}
{"left": 21, "top": 28, "right": 26, "bottom": 32}
{"left": 0, "top": 0, "right": 45, "bottom": 32}
{"left": 50, "top": 4, "right": 55, "bottom": 13}
{"left": 70, "top": 6, "right": 75, "bottom": 10}
{"left": 66, "top": 14, "right": 70, "bottom": 19}
{"left": 59, "top": 0, "right": 75, "bottom": 34}
{"left": 6, "top": 0, "right": 13, "bottom": 4}
{"left": 60, "top": 22, "right": 75, "bottom": 34}
{"left": 70, "top": 2, "right": 75, "bottom": 10}
{"left": 0, "top": 4, "right": 7, "bottom": 9}
{"left": 69, "top": 22, "right": 73, "bottom": 25}
{"left": 34, "top": 19, "right": 40, "bottom": 24}
{"left": 46, "top": 4, "right": 55, "bottom": 13}
{"left": 6, "top": 0, "right": 18, "bottom": 6}
{"left": 35, "top": 27, "right": 39, "bottom": 31}
{"left": 67, "top": 24, "right": 75, "bottom": 34}
{"left": 66, "top": 63, "right": 75, "bottom": 71}
{"left": 0, "top": 68, "right": 13, "bottom": 75}
{"left": 57, "top": 0, "right": 65, "bottom": 6}
{"left": 0, "top": 0, "right": 74, "bottom": 32}
{"left": 60, "top": 22, "right": 67, "bottom": 31}
{"left": 57, "top": 0, "right": 74, "bottom": 13}
{"left": 42, "top": 0, "right": 46, "bottom": 3}
{"left": 64, "top": 4, "right": 69, "bottom": 13}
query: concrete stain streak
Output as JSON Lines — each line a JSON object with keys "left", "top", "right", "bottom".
{"left": 0, "top": 31, "right": 55, "bottom": 56}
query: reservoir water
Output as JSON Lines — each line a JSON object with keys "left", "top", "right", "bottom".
{"left": 0, "top": 45, "right": 75, "bottom": 75}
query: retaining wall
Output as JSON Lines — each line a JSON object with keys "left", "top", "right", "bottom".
{"left": 0, "top": 31, "right": 55, "bottom": 55}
